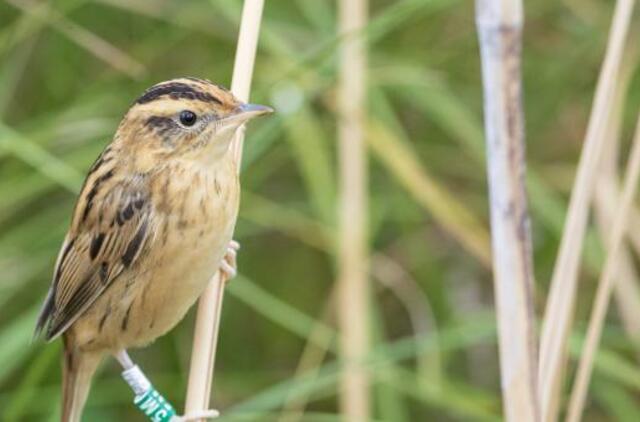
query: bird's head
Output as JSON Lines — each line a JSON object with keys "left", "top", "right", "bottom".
{"left": 117, "top": 77, "right": 272, "bottom": 168}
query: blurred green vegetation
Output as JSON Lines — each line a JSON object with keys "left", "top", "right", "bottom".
{"left": 1, "top": 0, "right": 640, "bottom": 420}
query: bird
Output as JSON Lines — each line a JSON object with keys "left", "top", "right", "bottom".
{"left": 34, "top": 77, "right": 273, "bottom": 421}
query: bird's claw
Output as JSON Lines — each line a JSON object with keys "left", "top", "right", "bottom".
{"left": 175, "top": 409, "right": 220, "bottom": 421}
{"left": 220, "top": 240, "right": 239, "bottom": 281}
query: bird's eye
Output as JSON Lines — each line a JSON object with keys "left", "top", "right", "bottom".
{"left": 179, "top": 110, "right": 197, "bottom": 126}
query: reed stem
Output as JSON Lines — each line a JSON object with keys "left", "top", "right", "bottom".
{"left": 337, "top": 0, "right": 370, "bottom": 420}
{"left": 566, "top": 112, "right": 640, "bottom": 422}
{"left": 594, "top": 52, "right": 640, "bottom": 348}
{"left": 184, "top": 1, "right": 265, "bottom": 419}
{"left": 538, "top": 1, "right": 635, "bottom": 420}
{"left": 475, "top": 0, "right": 538, "bottom": 420}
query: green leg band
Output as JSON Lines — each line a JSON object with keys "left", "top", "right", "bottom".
{"left": 134, "top": 387, "right": 178, "bottom": 422}
{"left": 121, "top": 364, "right": 178, "bottom": 422}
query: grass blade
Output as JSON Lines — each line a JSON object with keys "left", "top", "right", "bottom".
{"left": 566, "top": 112, "right": 640, "bottom": 422}
{"left": 538, "top": 1, "right": 636, "bottom": 419}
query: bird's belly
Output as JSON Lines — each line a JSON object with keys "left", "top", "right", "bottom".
{"left": 72, "top": 171, "right": 239, "bottom": 352}
{"left": 132, "top": 223, "right": 232, "bottom": 344}
{"left": 123, "top": 165, "right": 239, "bottom": 348}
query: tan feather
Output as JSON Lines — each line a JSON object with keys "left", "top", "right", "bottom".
{"left": 33, "top": 77, "right": 271, "bottom": 422}
{"left": 39, "top": 163, "right": 153, "bottom": 341}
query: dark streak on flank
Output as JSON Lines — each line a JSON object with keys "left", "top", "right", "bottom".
{"left": 82, "top": 169, "right": 115, "bottom": 222}
{"left": 136, "top": 82, "right": 221, "bottom": 105}
{"left": 121, "top": 303, "right": 132, "bottom": 331}
{"left": 90, "top": 233, "right": 105, "bottom": 260}
{"left": 98, "top": 310, "right": 109, "bottom": 332}
{"left": 122, "top": 221, "right": 147, "bottom": 267}
{"left": 199, "top": 197, "right": 207, "bottom": 216}
{"left": 161, "top": 220, "right": 169, "bottom": 246}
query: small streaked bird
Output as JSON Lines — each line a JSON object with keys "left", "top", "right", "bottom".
{"left": 34, "top": 77, "right": 272, "bottom": 421}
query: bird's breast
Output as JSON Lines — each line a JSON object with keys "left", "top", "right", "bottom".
{"left": 132, "top": 160, "right": 240, "bottom": 342}
{"left": 156, "top": 161, "right": 238, "bottom": 279}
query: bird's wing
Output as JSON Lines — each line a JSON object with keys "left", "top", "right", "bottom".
{"left": 36, "top": 171, "right": 154, "bottom": 341}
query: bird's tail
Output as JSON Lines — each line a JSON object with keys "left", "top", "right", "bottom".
{"left": 61, "top": 336, "right": 102, "bottom": 422}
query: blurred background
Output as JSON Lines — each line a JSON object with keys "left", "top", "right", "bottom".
{"left": 1, "top": 0, "right": 640, "bottom": 421}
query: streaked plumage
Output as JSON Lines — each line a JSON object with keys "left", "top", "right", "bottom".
{"left": 35, "top": 77, "right": 272, "bottom": 421}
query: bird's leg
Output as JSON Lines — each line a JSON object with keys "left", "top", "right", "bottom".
{"left": 115, "top": 349, "right": 134, "bottom": 369}
{"left": 114, "top": 349, "right": 152, "bottom": 397}
{"left": 114, "top": 350, "right": 219, "bottom": 421}
{"left": 219, "top": 240, "right": 240, "bottom": 281}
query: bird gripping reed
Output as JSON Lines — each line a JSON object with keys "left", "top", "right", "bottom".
{"left": 35, "top": 77, "right": 272, "bottom": 422}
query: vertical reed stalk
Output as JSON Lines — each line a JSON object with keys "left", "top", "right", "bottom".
{"left": 594, "top": 54, "right": 640, "bottom": 347}
{"left": 538, "top": 1, "right": 634, "bottom": 420}
{"left": 475, "top": 1, "right": 538, "bottom": 420}
{"left": 596, "top": 157, "right": 640, "bottom": 348}
{"left": 566, "top": 113, "right": 640, "bottom": 422}
{"left": 337, "top": 0, "right": 369, "bottom": 420}
{"left": 184, "top": 1, "right": 265, "bottom": 419}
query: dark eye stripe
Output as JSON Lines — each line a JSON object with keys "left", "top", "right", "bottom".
{"left": 136, "top": 83, "right": 222, "bottom": 105}
{"left": 145, "top": 116, "right": 175, "bottom": 130}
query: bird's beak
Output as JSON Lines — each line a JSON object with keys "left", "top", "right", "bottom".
{"left": 233, "top": 103, "right": 274, "bottom": 121}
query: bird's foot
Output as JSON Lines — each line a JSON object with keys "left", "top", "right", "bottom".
{"left": 174, "top": 409, "right": 220, "bottom": 421}
{"left": 220, "top": 240, "right": 239, "bottom": 281}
